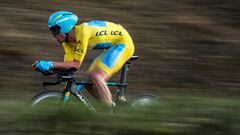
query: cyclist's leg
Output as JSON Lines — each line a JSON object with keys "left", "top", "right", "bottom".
{"left": 88, "top": 39, "right": 134, "bottom": 106}
{"left": 85, "top": 54, "right": 109, "bottom": 103}
{"left": 85, "top": 85, "right": 99, "bottom": 100}
{"left": 88, "top": 67, "right": 112, "bottom": 106}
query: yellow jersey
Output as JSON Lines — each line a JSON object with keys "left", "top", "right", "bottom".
{"left": 63, "top": 21, "right": 132, "bottom": 62}
{"left": 62, "top": 20, "right": 135, "bottom": 76}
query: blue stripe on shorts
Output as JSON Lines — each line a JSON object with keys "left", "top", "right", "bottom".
{"left": 101, "top": 44, "right": 126, "bottom": 68}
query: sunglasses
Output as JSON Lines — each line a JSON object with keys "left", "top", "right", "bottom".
{"left": 49, "top": 25, "right": 61, "bottom": 35}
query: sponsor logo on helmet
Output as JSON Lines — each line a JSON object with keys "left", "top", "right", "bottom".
{"left": 56, "top": 17, "right": 70, "bottom": 24}
{"left": 53, "top": 15, "right": 63, "bottom": 22}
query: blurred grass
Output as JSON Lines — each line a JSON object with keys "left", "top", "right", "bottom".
{"left": 1, "top": 0, "right": 240, "bottom": 99}
{"left": 0, "top": 96, "right": 239, "bottom": 135}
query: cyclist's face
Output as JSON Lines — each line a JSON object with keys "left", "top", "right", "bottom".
{"left": 52, "top": 32, "right": 66, "bottom": 43}
{"left": 49, "top": 25, "right": 66, "bottom": 43}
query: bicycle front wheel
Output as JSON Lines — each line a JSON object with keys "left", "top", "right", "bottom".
{"left": 32, "top": 90, "right": 89, "bottom": 112}
{"left": 31, "top": 91, "right": 64, "bottom": 110}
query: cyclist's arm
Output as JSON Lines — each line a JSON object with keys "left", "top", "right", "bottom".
{"left": 52, "top": 27, "right": 91, "bottom": 71}
{"left": 51, "top": 43, "right": 81, "bottom": 71}
{"left": 63, "top": 42, "right": 74, "bottom": 62}
{"left": 52, "top": 61, "right": 80, "bottom": 71}
{"left": 73, "top": 26, "right": 91, "bottom": 63}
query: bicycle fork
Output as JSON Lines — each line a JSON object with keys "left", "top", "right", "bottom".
{"left": 63, "top": 78, "right": 74, "bottom": 104}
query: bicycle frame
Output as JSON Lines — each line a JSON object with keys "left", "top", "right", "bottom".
{"left": 42, "top": 56, "right": 138, "bottom": 112}
{"left": 61, "top": 70, "right": 129, "bottom": 112}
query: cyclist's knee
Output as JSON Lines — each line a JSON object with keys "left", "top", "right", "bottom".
{"left": 89, "top": 68, "right": 109, "bottom": 82}
{"left": 89, "top": 72, "right": 99, "bottom": 82}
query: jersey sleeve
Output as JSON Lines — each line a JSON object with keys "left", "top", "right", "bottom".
{"left": 74, "top": 26, "right": 92, "bottom": 62}
{"left": 63, "top": 42, "right": 74, "bottom": 62}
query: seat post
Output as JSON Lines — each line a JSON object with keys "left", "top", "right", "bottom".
{"left": 118, "top": 63, "right": 130, "bottom": 97}
{"left": 117, "top": 56, "right": 138, "bottom": 99}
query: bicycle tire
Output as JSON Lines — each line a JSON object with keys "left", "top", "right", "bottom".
{"left": 130, "top": 94, "right": 160, "bottom": 109}
{"left": 31, "top": 91, "right": 63, "bottom": 107}
{"left": 32, "top": 90, "right": 93, "bottom": 112}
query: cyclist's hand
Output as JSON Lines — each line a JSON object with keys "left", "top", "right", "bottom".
{"left": 32, "top": 60, "right": 54, "bottom": 75}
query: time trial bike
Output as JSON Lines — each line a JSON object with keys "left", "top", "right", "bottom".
{"left": 31, "top": 56, "right": 160, "bottom": 112}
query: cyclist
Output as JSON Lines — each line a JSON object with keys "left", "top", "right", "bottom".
{"left": 32, "top": 11, "right": 135, "bottom": 107}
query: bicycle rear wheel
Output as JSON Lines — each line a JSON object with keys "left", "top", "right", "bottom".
{"left": 130, "top": 95, "right": 160, "bottom": 109}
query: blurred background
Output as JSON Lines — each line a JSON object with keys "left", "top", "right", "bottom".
{"left": 0, "top": 0, "right": 240, "bottom": 135}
